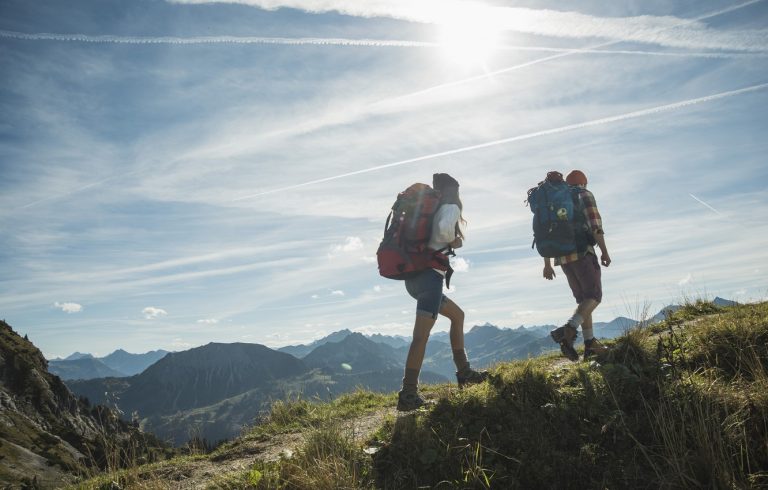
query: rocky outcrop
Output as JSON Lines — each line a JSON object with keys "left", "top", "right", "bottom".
{"left": 0, "top": 320, "right": 168, "bottom": 488}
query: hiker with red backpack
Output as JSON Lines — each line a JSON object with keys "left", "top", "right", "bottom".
{"left": 377, "top": 173, "right": 488, "bottom": 411}
{"left": 528, "top": 170, "right": 611, "bottom": 361}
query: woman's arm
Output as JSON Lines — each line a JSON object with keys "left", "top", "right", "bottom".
{"left": 433, "top": 204, "right": 461, "bottom": 245}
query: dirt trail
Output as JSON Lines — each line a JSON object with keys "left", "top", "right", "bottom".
{"left": 145, "top": 406, "right": 396, "bottom": 489}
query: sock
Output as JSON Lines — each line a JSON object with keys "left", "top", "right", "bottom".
{"left": 402, "top": 368, "right": 419, "bottom": 393}
{"left": 582, "top": 327, "right": 595, "bottom": 342}
{"left": 453, "top": 349, "right": 470, "bottom": 373}
{"left": 567, "top": 313, "right": 584, "bottom": 329}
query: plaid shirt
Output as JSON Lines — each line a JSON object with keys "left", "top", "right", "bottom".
{"left": 555, "top": 188, "right": 604, "bottom": 266}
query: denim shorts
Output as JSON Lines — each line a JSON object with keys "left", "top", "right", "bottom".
{"left": 404, "top": 269, "right": 447, "bottom": 319}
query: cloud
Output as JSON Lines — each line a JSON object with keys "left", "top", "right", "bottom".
{"left": 678, "top": 274, "right": 693, "bottom": 286}
{"left": 171, "top": 338, "right": 194, "bottom": 349}
{"left": 169, "top": 0, "right": 768, "bottom": 52}
{"left": 331, "top": 236, "right": 364, "bottom": 253}
{"left": 233, "top": 82, "right": 768, "bottom": 198}
{"left": 142, "top": 307, "right": 168, "bottom": 319}
{"left": 53, "top": 302, "right": 83, "bottom": 313}
{"left": 331, "top": 290, "right": 345, "bottom": 296}
{"left": 452, "top": 257, "right": 470, "bottom": 272}
{"left": 510, "top": 310, "right": 538, "bottom": 320}
{"left": 197, "top": 318, "right": 219, "bottom": 324}
{"left": 373, "top": 285, "right": 382, "bottom": 292}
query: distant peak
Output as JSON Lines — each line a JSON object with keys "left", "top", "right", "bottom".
{"left": 714, "top": 297, "right": 739, "bottom": 306}
{"left": 343, "top": 332, "right": 369, "bottom": 343}
{"left": 470, "top": 323, "right": 499, "bottom": 331}
{"left": 65, "top": 351, "right": 94, "bottom": 360}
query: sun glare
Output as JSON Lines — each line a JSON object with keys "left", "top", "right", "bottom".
{"left": 437, "top": 5, "right": 501, "bottom": 67}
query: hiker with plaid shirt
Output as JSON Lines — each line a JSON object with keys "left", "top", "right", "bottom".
{"left": 545, "top": 170, "right": 612, "bottom": 361}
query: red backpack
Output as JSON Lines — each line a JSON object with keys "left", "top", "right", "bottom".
{"left": 376, "top": 183, "right": 454, "bottom": 285}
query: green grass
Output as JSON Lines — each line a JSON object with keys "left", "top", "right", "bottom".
{"left": 215, "top": 389, "right": 392, "bottom": 449}
{"left": 254, "top": 423, "right": 376, "bottom": 489}
{"left": 70, "top": 453, "right": 207, "bottom": 489}
{"left": 368, "top": 300, "right": 768, "bottom": 489}
{"left": 648, "top": 297, "right": 728, "bottom": 334}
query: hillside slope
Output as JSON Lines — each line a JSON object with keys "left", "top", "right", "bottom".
{"left": 74, "top": 300, "right": 768, "bottom": 489}
{"left": 0, "top": 321, "right": 169, "bottom": 488}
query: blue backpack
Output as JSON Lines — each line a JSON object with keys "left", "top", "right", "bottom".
{"left": 527, "top": 171, "right": 589, "bottom": 258}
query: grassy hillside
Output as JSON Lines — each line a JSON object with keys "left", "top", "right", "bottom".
{"left": 73, "top": 300, "right": 768, "bottom": 489}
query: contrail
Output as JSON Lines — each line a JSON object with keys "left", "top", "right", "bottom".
{"left": 1, "top": 29, "right": 760, "bottom": 60}
{"left": 689, "top": 193, "right": 723, "bottom": 215}
{"left": 13, "top": 170, "right": 139, "bottom": 211}
{"left": 378, "top": 0, "right": 766, "bottom": 103}
{"left": 233, "top": 82, "right": 768, "bottom": 200}
{"left": 495, "top": 46, "right": 764, "bottom": 59}
{"left": 0, "top": 29, "right": 437, "bottom": 48}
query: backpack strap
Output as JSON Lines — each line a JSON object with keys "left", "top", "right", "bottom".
{"left": 429, "top": 247, "right": 456, "bottom": 288}
{"left": 570, "top": 188, "right": 595, "bottom": 252}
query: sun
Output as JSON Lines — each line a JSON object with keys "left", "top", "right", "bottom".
{"left": 437, "top": 6, "right": 502, "bottom": 67}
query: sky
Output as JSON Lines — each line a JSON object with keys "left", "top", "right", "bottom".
{"left": 1, "top": 0, "right": 767, "bottom": 359}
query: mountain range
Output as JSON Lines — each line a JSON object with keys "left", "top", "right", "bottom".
{"left": 48, "top": 348, "right": 170, "bottom": 380}
{"left": 61, "top": 299, "right": 738, "bottom": 445}
{"left": 58, "top": 322, "right": 585, "bottom": 444}
{"left": 66, "top": 336, "right": 449, "bottom": 445}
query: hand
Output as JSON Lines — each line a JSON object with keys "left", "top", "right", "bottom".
{"left": 450, "top": 237, "right": 463, "bottom": 249}
{"left": 601, "top": 252, "right": 611, "bottom": 267}
{"left": 543, "top": 264, "right": 556, "bottom": 280}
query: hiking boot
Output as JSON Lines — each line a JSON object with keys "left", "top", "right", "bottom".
{"left": 397, "top": 390, "right": 426, "bottom": 411}
{"left": 550, "top": 324, "right": 579, "bottom": 362}
{"left": 584, "top": 338, "right": 609, "bottom": 358}
{"left": 456, "top": 368, "right": 489, "bottom": 389}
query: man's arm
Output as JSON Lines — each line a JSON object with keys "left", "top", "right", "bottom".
{"left": 581, "top": 190, "right": 611, "bottom": 267}
{"left": 594, "top": 231, "right": 610, "bottom": 267}
{"left": 543, "top": 257, "right": 556, "bottom": 280}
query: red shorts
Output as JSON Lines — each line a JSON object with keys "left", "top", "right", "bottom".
{"left": 561, "top": 253, "right": 602, "bottom": 303}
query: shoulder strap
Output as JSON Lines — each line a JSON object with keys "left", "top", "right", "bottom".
{"left": 383, "top": 211, "right": 393, "bottom": 233}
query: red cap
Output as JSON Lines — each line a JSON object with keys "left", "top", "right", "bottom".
{"left": 566, "top": 170, "right": 588, "bottom": 186}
